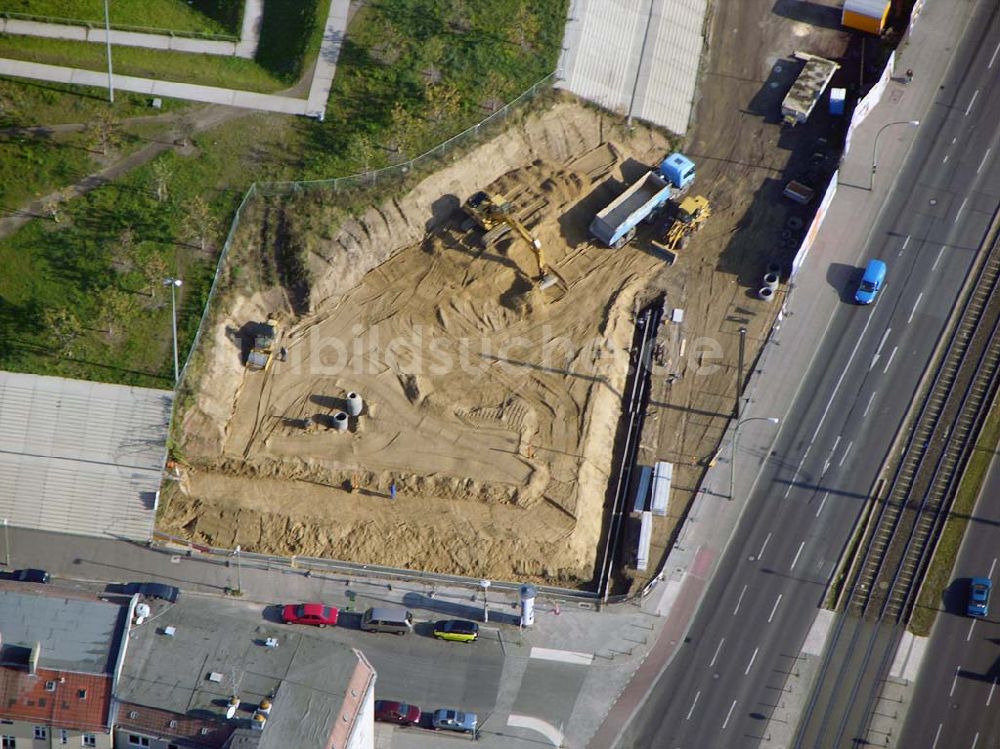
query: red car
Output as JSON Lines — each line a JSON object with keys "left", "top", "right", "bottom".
{"left": 281, "top": 602, "right": 339, "bottom": 627}
{"left": 374, "top": 700, "right": 421, "bottom": 726}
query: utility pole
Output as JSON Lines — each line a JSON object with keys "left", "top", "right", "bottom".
{"left": 235, "top": 545, "right": 243, "bottom": 594}
{"left": 103, "top": 0, "right": 114, "bottom": 103}
{"left": 737, "top": 327, "right": 746, "bottom": 419}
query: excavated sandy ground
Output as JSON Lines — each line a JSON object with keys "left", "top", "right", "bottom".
{"left": 168, "top": 102, "right": 679, "bottom": 584}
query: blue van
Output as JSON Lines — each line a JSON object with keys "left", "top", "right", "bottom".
{"left": 854, "top": 259, "right": 886, "bottom": 305}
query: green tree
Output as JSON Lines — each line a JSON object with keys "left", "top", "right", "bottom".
{"left": 87, "top": 110, "right": 123, "bottom": 155}
{"left": 143, "top": 253, "right": 170, "bottom": 298}
{"left": 179, "top": 196, "right": 219, "bottom": 254}
{"left": 43, "top": 306, "right": 83, "bottom": 353}
{"left": 425, "top": 83, "right": 461, "bottom": 124}
{"left": 98, "top": 287, "right": 135, "bottom": 338}
{"left": 111, "top": 225, "right": 137, "bottom": 272}
{"left": 388, "top": 103, "right": 424, "bottom": 157}
{"left": 151, "top": 159, "right": 173, "bottom": 203}
{"left": 346, "top": 133, "right": 377, "bottom": 174}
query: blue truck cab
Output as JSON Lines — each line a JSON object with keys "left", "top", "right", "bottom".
{"left": 854, "top": 259, "right": 886, "bottom": 305}
{"left": 659, "top": 153, "right": 696, "bottom": 191}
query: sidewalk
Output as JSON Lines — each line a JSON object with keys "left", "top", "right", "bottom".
{"left": 585, "top": 0, "right": 978, "bottom": 746}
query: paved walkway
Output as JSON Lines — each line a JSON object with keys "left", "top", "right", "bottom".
{"left": 0, "top": 0, "right": 347, "bottom": 119}
{"left": 0, "top": 0, "right": 262, "bottom": 59}
{"left": 585, "top": 0, "right": 974, "bottom": 745}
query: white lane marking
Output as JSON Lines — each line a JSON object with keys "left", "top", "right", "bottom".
{"left": 768, "top": 594, "right": 783, "bottom": 623}
{"left": 931, "top": 723, "right": 943, "bottom": 749}
{"left": 871, "top": 328, "right": 888, "bottom": 368}
{"left": 901, "top": 235, "right": 910, "bottom": 251}
{"left": 816, "top": 492, "right": 829, "bottom": 518}
{"left": 529, "top": 647, "right": 594, "bottom": 665}
{"left": 972, "top": 732, "right": 980, "bottom": 749}
{"left": 966, "top": 89, "right": 979, "bottom": 116}
{"left": 722, "top": 699, "right": 737, "bottom": 730}
{"left": 863, "top": 391, "right": 877, "bottom": 417}
{"left": 943, "top": 154, "right": 950, "bottom": 164}
{"left": 908, "top": 293, "right": 923, "bottom": 323}
{"left": 744, "top": 647, "right": 759, "bottom": 675}
{"left": 990, "top": 557, "right": 997, "bottom": 578}
{"left": 783, "top": 445, "right": 812, "bottom": 499}
{"left": 791, "top": 540, "right": 806, "bottom": 570}
{"left": 933, "top": 245, "right": 946, "bottom": 270}
{"left": 955, "top": 198, "right": 969, "bottom": 224}
{"left": 811, "top": 312, "right": 874, "bottom": 441}
{"left": 990, "top": 41, "right": 1000, "bottom": 68}
{"left": 709, "top": 638, "right": 725, "bottom": 668}
{"left": 988, "top": 678, "right": 998, "bottom": 707}
{"left": 757, "top": 532, "right": 772, "bottom": 560}
{"left": 951, "top": 666, "right": 960, "bottom": 697}
{"left": 506, "top": 715, "right": 564, "bottom": 747}
{"left": 882, "top": 346, "right": 898, "bottom": 374}
{"left": 839, "top": 441, "right": 853, "bottom": 466}
{"left": 968, "top": 619, "right": 976, "bottom": 641}
{"left": 686, "top": 690, "right": 701, "bottom": 720}
{"left": 734, "top": 584, "right": 748, "bottom": 615}
{"left": 978, "top": 147, "right": 992, "bottom": 174}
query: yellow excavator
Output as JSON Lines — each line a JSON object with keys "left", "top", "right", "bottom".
{"left": 464, "top": 191, "right": 558, "bottom": 290}
{"left": 663, "top": 195, "right": 711, "bottom": 253}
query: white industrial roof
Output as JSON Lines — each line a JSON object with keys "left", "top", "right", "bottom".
{"left": 843, "top": 0, "right": 889, "bottom": 18}
{"left": 0, "top": 372, "right": 172, "bottom": 541}
{"left": 557, "top": 0, "right": 708, "bottom": 135}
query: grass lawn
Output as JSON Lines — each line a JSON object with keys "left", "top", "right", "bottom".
{"left": 305, "top": 0, "right": 568, "bottom": 176}
{"left": 0, "top": 0, "right": 243, "bottom": 36}
{"left": 910, "top": 403, "right": 1000, "bottom": 635}
{"left": 0, "top": 111, "right": 305, "bottom": 388}
{"left": 0, "top": 77, "right": 188, "bottom": 124}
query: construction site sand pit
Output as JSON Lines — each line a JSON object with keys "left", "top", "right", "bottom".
{"left": 168, "top": 102, "right": 677, "bottom": 585}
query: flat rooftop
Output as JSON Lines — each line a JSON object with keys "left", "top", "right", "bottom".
{"left": 0, "top": 586, "right": 125, "bottom": 674}
{"left": 0, "top": 372, "right": 172, "bottom": 541}
{"left": 118, "top": 605, "right": 365, "bottom": 749}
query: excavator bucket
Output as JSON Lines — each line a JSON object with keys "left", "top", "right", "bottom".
{"left": 537, "top": 273, "right": 559, "bottom": 291}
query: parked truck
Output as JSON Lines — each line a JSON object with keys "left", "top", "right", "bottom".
{"left": 589, "top": 152, "right": 696, "bottom": 249}
{"left": 781, "top": 52, "right": 840, "bottom": 127}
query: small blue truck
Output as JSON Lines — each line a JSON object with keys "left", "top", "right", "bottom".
{"left": 589, "top": 153, "right": 696, "bottom": 249}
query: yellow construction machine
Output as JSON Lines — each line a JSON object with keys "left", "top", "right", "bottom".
{"left": 464, "top": 191, "right": 558, "bottom": 290}
{"left": 663, "top": 195, "right": 711, "bottom": 253}
{"left": 245, "top": 317, "right": 279, "bottom": 371}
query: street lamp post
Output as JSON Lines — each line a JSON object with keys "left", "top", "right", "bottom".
{"left": 164, "top": 278, "right": 183, "bottom": 385}
{"left": 235, "top": 545, "right": 242, "bottom": 595}
{"left": 103, "top": 0, "right": 114, "bottom": 103}
{"left": 730, "top": 416, "right": 780, "bottom": 499}
{"left": 480, "top": 580, "right": 491, "bottom": 623}
{"left": 869, "top": 120, "right": 920, "bottom": 191}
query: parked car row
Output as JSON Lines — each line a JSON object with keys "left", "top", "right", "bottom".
{"left": 281, "top": 602, "right": 479, "bottom": 642}
{"left": 374, "top": 700, "right": 478, "bottom": 734}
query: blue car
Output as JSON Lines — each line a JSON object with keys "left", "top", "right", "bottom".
{"left": 431, "top": 709, "right": 478, "bottom": 734}
{"left": 968, "top": 577, "right": 991, "bottom": 618}
{"left": 854, "top": 259, "right": 886, "bottom": 305}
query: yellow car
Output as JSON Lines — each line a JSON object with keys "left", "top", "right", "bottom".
{"left": 433, "top": 619, "right": 479, "bottom": 642}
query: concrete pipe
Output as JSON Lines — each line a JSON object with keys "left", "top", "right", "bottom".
{"left": 763, "top": 272, "right": 780, "bottom": 290}
{"left": 758, "top": 286, "right": 775, "bottom": 302}
{"left": 332, "top": 412, "right": 349, "bottom": 431}
{"left": 346, "top": 392, "right": 363, "bottom": 417}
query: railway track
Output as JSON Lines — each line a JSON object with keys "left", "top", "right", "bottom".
{"left": 795, "top": 222, "right": 1000, "bottom": 748}
{"left": 849, "top": 237, "right": 1000, "bottom": 622}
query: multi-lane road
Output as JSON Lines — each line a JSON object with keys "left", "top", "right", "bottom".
{"left": 616, "top": 0, "right": 1000, "bottom": 745}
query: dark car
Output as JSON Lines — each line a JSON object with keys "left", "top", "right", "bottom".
{"left": 136, "top": 582, "right": 180, "bottom": 603}
{"left": 968, "top": 577, "right": 992, "bottom": 618}
{"left": 14, "top": 569, "right": 50, "bottom": 584}
{"left": 374, "top": 700, "right": 421, "bottom": 726}
{"left": 281, "top": 602, "right": 339, "bottom": 627}
{"left": 433, "top": 619, "right": 479, "bottom": 643}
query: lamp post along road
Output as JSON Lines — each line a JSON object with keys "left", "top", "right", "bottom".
{"left": 870, "top": 120, "right": 920, "bottom": 190}
{"left": 103, "top": 0, "right": 114, "bottom": 103}
{"left": 730, "top": 416, "right": 780, "bottom": 499}
{"left": 164, "top": 278, "right": 183, "bottom": 385}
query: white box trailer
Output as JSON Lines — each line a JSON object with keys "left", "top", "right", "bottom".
{"left": 633, "top": 465, "right": 653, "bottom": 512}
{"left": 781, "top": 52, "right": 840, "bottom": 126}
{"left": 651, "top": 461, "right": 673, "bottom": 516}
{"left": 636, "top": 511, "right": 653, "bottom": 571}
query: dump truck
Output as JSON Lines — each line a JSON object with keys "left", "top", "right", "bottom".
{"left": 589, "top": 153, "right": 696, "bottom": 249}
{"left": 781, "top": 52, "right": 840, "bottom": 127}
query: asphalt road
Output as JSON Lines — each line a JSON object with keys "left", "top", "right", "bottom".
{"left": 616, "top": 1, "right": 1000, "bottom": 745}
{"left": 900, "top": 450, "right": 1000, "bottom": 744}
